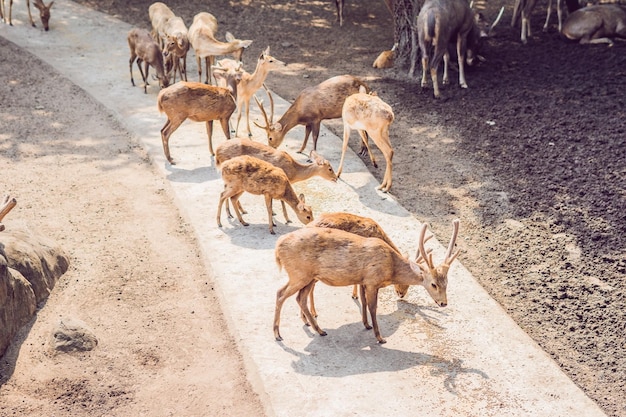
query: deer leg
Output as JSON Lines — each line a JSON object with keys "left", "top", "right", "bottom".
{"left": 217, "top": 188, "right": 236, "bottom": 227}
{"left": 420, "top": 56, "right": 429, "bottom": 89}
{"left": 543, "top": 0, "right": 552, "bottom": 32}
{"left": 206, "top": 56, "right": 213, "bottom": 85}
{"left": 143, "top": 61, "right": 151, "bottom": 94}
{"left": 374, "top": 130, "right": 394, "bottom": 193}
{"left": 310, "top": 123, "right": 321, "bottom": 151}
{"left": 264, "top": 194, "right": 276, "bottom": 234}
{"left": 360, "top": 284, "right": 372, "bottom": 330}
{"left": 8, "top": 0, "right": 13, "bottom": 26}
{"left": 280, "top": 200, "right": 290, "bottom": 224}
{"left": 358, "top": 131, "right": 369, "bottom": 157}
{"left": 430, "top": 66, "right": 440, "bottom": 98}
{"left": 364, "top": 287, "right": 385, "bottom": 343}
{"left": 296, "top": 281, "right": 327, "bottom": 337}
{"left": 307, "top": 281, "right": 319, "bottom": 320}
{"left": 442, "top": 51, "right": 450, "bottom": 86}
{"left": 244, "top": 100, "right": 253, "bottom": 137}
{"left": 358, "top": 130, "right": 377, "bottom": 168}
{"left": 196, "top": 55, "right": 202, "bottom": 83}
{"left": 457, "top": 36, "right": 468, "bottom": 89}
{"left": 337, "top": 125, "right": 351, "bottom": 178}
{"left": 275, "top": 281, "right": 311, "bottom": 341}
{"left": 352, "top": 285, "right": 358, "bottom": 299}
{"left": 161, "top": 117, "right": 184, "bottom": 165}
{"left": 26, "top": 0, "right": 34, "bottom": 27}
{"left": 129, "top": 55, "right": 137, "bottom": 86}
{"left": 181, "top": 52, "right": 188, "bottom": 81}
{"left": 230, "top": 192, "right": 248, "bottom": 226}
{"left": 297, "top": 125, "right": 313, "bottom": 153}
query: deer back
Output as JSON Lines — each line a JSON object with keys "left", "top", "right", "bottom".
{"left": 342, "top": 92, "right": 394, "bottom": 133}
{"left": 562, "top": 5, "right": 626, "bottom": 41}
{"left": 149, "top": 2, "right": 175, "bottom": 41}
{"left": 128, "top": 28, "right": 169, "bottom": 87}
{"left": 157, "top": 81, "right": 236, "bottom": 122}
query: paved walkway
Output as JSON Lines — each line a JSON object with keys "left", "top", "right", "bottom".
{"left": 1, "top": 1, "right": 607, "bottom": 416}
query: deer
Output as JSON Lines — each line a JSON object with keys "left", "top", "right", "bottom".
{"left": 274, "top": 219, "right": 461, "bottom": 344}
{"left": 255, "top": 74, "right": 370, "bottom": 153}
{"left": 416, "top": 0, "right": 503, "bottom": 98}
{"left": 162, "top": 15, "right": 189, "bottom": 83}
{"left": 511, "top": 0, "right": 564, "bottom": 43}
{"left": 561, "top": 4, "right": 626, "bottom": 45}
{"left": 305, "top": 212, "right": 412, "bottom": 320}
{"left": 127, "top": 28, "right": 170, "bottom": 94}
{"left": 233, "top": 46, "right": 285, "bottom": 137}
{"left": 336, "top": 86, "right": 395, "bottom": 193}
{"left": 216, "top": 155, "right": 314, "bottom": 234}
{"left": 211, "top": 58, "right": 245, "bottom": 100}
{"left": 148, "top": 2, "right": 175, "bottom": 49}
{"left": 372, "top": 43, "right": 398, "bottom": 69}
{"left": 215, "top": 137, "right": 336, "bottom": 219}
{"left": 188, "top": 12, "right": 253, "bottom": 85}
{"left": 156, "top": 81, "right": 236, "bottom": 164}
{"left": 0, "top": 0, "right": 53, "bottom": 30}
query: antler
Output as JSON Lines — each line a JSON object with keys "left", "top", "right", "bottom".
{"left": 417, "top": 223, "right": 435, "bottom": 269}
{"left": 489, "top": 6, "right": 505, "bottom": 34}
{"left": 253, "top": 85, "right": 274, "bottom": 131}
{"left": 443, "top": 219, "right": 461, "bottom": 266}
{"left": 0, "top": 195, "right": 17, "bottom": 232}
{"left": 417, "top": 219, "right": 461, "bottom": 268}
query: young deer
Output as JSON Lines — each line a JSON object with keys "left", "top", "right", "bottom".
{"left": 217, "top": 155, "right": 314, "bottom": 234}
{"left": 255, "top": 75, "right": 370, "bottom": 153}
{"left": 127, "top": 28, "right": 170, "bottom": 94}
{"left": 305, "top": 212, "right": 410, "bottom": 319}
{"left": 211, "top": 59, "right": 244, "bottom": 100}
{"left": 156, "top": 81, "right": 236, "bottom": 164}
{"left": 234, "top": 46, "right": 285, "bottom": 137}
{"left": 188, "top": 12, "right": 253, "bottom": 85}
{"left": 1, "top": 0, "right": 53, "bottom": 30}
{"left": 162, "top": 15, "right": 189, "bottom": 83}
{"left": 215, "top": 137, "right": 336, "bottom": 218}
{"left": 337, "top": 86, "right": 395, "bottom": 193}
{"left": 274, "top": 219, "right": 460, "bottom": 343}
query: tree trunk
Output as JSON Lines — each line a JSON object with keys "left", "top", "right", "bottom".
{"left": 386, "top": 0, "right": 422, "bottom": 77}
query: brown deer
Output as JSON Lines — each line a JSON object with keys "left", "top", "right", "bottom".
{"left": 337, "top": 86, "right": 395, "bottom": 193}
{"left": 234, "top": 46, "right": 285, "bottom": 137}
{"left": 127, "top": 28, "right": 170, "bottom": 94}
{"left": 156, "top": 81, "right": 236, "bottom": 164}
{"left": 416, "top": 0, "right": 503, "bottom": 98}
{"left": 305, "top": 212, "right": 411, "bottom": 319}
{"left": 162, "top": 15, "right": 189, "bottom": 83}
{"left": 511, "top": 0, "right": 564, "bottom": 43}
{"left": 217, "top": 155, "right": 314, "bottom": 234}
{"left": 188, "top": 12, "right": 253, "bottom": 85}
{"left": 215, "top": 137, "right": 336, "bottom": 218}
{"left": 561, "top": 4, "right": 626, "bottom": 45}
{"left": 274, "top": 219, "right": 461, "bottom": 343}
{"left": 0, "top": 0, "right": 53, "bottom": 30}
{"left": 255, "top": 74, "right": 370, "bottom": 153}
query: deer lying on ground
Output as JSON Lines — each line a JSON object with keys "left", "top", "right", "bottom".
{"left": 127, "top": 28, "right": 170, "bottom": 94}
{"left": 188, "top": 12, "right": 253, "bottom": 85}
{"left": 156, "top": 81, "right": 236, "bottom": 164}
{"left": 274, "top": 219, "right": 461, "bottom": 343}
{"left": 305, "top": 212, "right": 411, "bottom": 319}
{"left": 217, "top": 155, "right": 314, "bottom": 234}
{"left": 0, "top": 0, "right": 53, "bottom": 30}
{"left": 233, "top": 46, "right": 285, "bottom": 137}
{"left": 162, "top": 15, "right": 189, "bottom": 83}
{"left": 255, "top": 74, "right": 370, "bottom": 153}
{"left": 212, "top": 58, "right": 244, "bottom": 100}
{"left": 561, "top": 4, "right": 626, "bottom": 45}
{"left": 417, "top": 0, "right": 503, "bottom": 98}
{"left": 337, "top": 86, "right": 395, "bottom": 193}
{"left": 511, "top": 0, "right": 564, "bottom": 43}
{"left": 372, "top": 43, "right": 398, "bottom": 69}
{"left": 215, "top": 137, "right": 336, "bottom": 218}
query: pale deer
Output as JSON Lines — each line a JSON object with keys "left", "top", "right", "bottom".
{"left": 215, "top": 137, "right": 336, "bottom": 218}
{"left": 305, "top": 212, "right": 410, "bottom": 319}
{"left": 234, "top": 46, "right": 286, "bottom": 137}
{"left": 217, "top": 155, "right": 314, "bottom": 234}
{"left": 417, "top": 0, "right": 503, "bottom": 98}
{"left": 255, "top": 74, "right": 370, "bottom": 153}
{"left": 337, "top": 86, "right": 394, "bottom": 193}
{"left": 188, "top": 12, "right": 253, "bottom": 85}
{"left": 511, "top": 0, "right": 564, "bottom": 43}
{"left": 127, "top": 28, "right": 170, "bottom": 94}
{"left": 0, "top": 0, "right": 53, "bottom": 30}
{"left": 212, "top": 58, "right": 245, "bottom": 100}
{"left": 156, "top": 81, "right": 236, "bottom": 164}
{"left": 148, "top": 2, "right": 175, "bottom": 49}
{"left": 561, "top": 4, "right": 626, "bottom": 45}
{"left": 274, "top": 219, "right": 461, "bottom": 344}
{"left": 162, "top": 15, "right": 189, "bottom": 83}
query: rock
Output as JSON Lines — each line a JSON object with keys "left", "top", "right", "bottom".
{"left": 53, "top": 318, "right": 98, "bottom": 352}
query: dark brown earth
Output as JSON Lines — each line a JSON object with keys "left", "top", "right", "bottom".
{"left": 3, "top": 0, "right": 626, "bottom": 415}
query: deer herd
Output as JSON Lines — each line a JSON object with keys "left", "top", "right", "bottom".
{"left": 5, "top": 0, "right": 624, "bottom": 344}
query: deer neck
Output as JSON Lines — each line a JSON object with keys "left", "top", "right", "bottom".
{"left": 276, "top": 106, "right": 301, "bottom": 134}
{"left": 391, "top": 257, "right": 426, "bottom": 287}
{"left": 286, "top": 160, "right": 315, "bottom": 183}
{"left": 280, "top": 185, "right": 300, "bottom": 211}
{"left": 195, "top": 36, "right": 241, "bottom": 58}
{"left": 243, "top": 61, "right": 270, "bottom": 93}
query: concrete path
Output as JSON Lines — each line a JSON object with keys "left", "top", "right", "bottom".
{"left": 0, "top": 2, "right": 607, "bottom": 416}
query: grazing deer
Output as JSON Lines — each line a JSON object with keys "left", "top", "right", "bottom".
{"left": 337, "top": 86, "right": 395, "bottom": 193}
{"left": 156, "top": 81, "right": 236, "bottom": 164}
{"left": 274, "top": 219, "right": 461, "bottom": 344}
{"left": 234, "top": 46, "right": 285, "bottom": 137}
{"left": 511, "top": 0, "right": 564, "bottom": 43}
{"left": 188, "top": 12, "right": 253, "bottom": 85}
{"left": 255, "top": 74, "right": 370, "bottom": 153}
{"left": 0, "top": 0, "right": 53, "bottom": 30}
{"left": 417, "top": 0, "right": 503, "bottom": 98}
{"left": 305, "top": 212, "right": 410, "bottom": 319}
{"left": 212, "top": 58, "right": 245, "bottom": 100}
{"left": 561, "top": 4, "right": 626, "bottom": 45}
{"left": 217, "top": 155, "right": 314, "bottom": 234}
{"left": 215, "top": 137, "right": 336, "bottom": 218}
{"left": 162, "top": 15, "right": 189, "bottom": 83}
{"left": 127, "top": 28, "right": 170, "bottom": 94}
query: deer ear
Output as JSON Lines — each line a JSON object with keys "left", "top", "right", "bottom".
{"left": 298, "top": 193, "right": 306, "bottom": 203}
{"left": 273, "top": 123, "right": 283, "bottom": 132}
{"left": 225, "top": 32, "right": 235, "bottom": 42}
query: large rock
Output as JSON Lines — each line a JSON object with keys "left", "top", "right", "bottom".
{"left": 0, "top": 225, "right": 70, "bottom": 357}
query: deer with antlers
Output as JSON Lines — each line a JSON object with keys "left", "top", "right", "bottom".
{"left": 274, "top": 219, "right": 460, "bottom": 344}
{"left": 0, "top": 0, "right": 53, "bottom": 30}
{"left": 337, "top": 86, "right": 395, "bottom": 193}
{"left": 217, "top": 155, "right": 314, "bottom": 234}
{"left": 255, "top": 74, "right": 370, "bottom": 153}
{"left": 188, "top": 12, "right": 253, "bottom": 85}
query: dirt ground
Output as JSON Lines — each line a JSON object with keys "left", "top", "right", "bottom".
{"left": 1, "top": 0, "right": 625, "bottom": 415}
